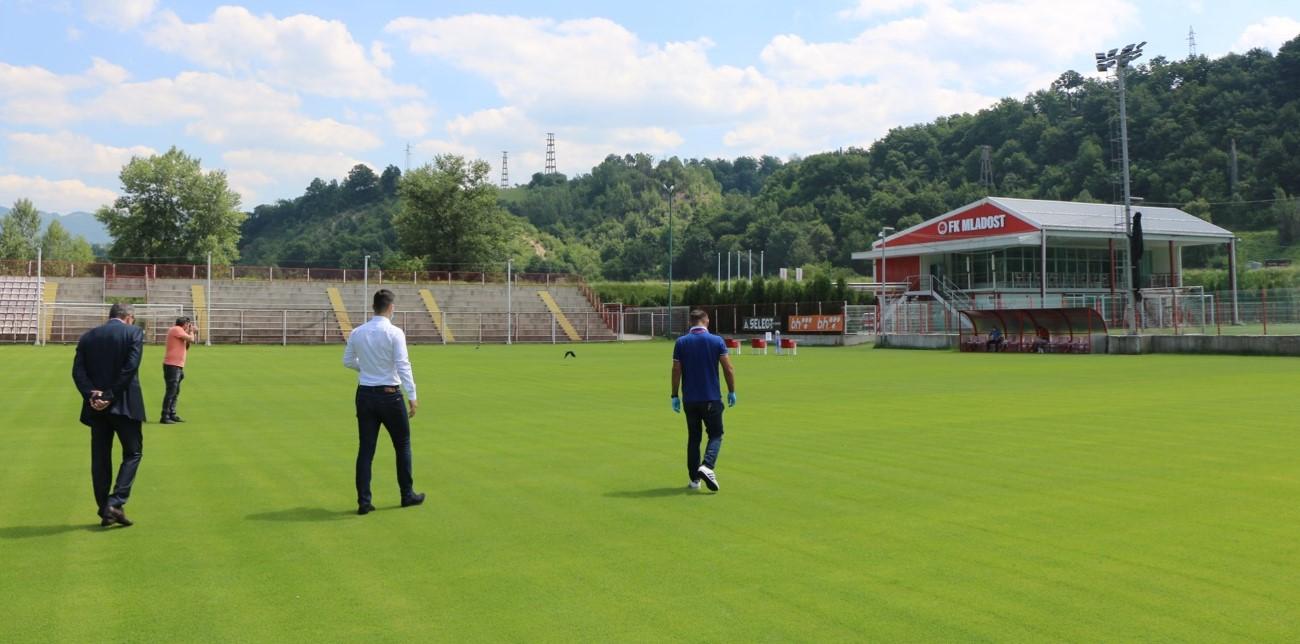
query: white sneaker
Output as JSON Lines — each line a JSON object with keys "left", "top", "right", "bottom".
{"left": 696, "top": 465, "right": 719, "bottom": 491}
{"left": 688, "top": 480, "right": 701, "bottom": 490}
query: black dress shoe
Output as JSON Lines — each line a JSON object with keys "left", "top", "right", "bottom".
{"left": 357, "top": 503, "right": 376, "bottom": 515}
{"left": 401, "top": 493, "right": 425, "bottom": 508}
{"left": 100, "top": 516, "right": 113, "bottom": 527}
{"left": 170, "top": 416, "right": 185, "bottom": 423}
{"left": 104, "top": 505, "right": 133, "bottom": 527}
{"left": 160, "top": 417, "right": 176, "bottom": 425}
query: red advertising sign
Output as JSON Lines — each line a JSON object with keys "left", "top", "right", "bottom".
{"left": 884, "top": 202, "right": 1038, "bottom": 248}
{"left": 787, "top": 315, "right": 844, "bottom": 333}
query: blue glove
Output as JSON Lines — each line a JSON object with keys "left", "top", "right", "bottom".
{"left": 671, "top": 396, "right": 681, "bottom": 413}
{"left": 727, "top": 392, "right": 737, "bottom": 408}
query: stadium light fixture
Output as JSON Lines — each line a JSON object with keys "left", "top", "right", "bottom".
{"left": 1094, "top": 41, "right": 1146, "bottom": 335}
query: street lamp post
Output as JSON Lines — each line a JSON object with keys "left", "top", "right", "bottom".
{"left": 363, "top": 254, "right": 370, "bottom": 318}
{"left": 878, "top": 226, "right": 895, "bottom": 334}
{"left": 1096, "top": 41, "right": 1146, "bottom": 335}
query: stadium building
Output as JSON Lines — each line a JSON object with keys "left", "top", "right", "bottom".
{"left": 852, "top": 197, "right": 1237, "bottom": 311}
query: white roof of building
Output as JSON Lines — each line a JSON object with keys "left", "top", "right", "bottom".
{"left": 987, "top": 197, "right": 1233, "bottom": 239}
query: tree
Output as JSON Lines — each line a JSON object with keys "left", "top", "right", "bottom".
{"left": 0, "top": 198, "right": 42, "bottom": 259}
{"left": 40, "top": 220, "right": 95, "bottom": 262}
{"left": 342, "top": 164, "right": 381, "bottom": 207}
{"left": 379, "top": 165, "right": 402, "bottom": 197}
{"left": 394, "top": 155, "right": 512, "bottom": 268}
{"left": 96, "top": 147, "right": 245, "bottom": 263}
{"left": 1273, "top": 190, "right": 1300, "bottom": 245}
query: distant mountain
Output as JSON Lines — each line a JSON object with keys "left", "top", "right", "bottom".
{"left": 0, "top": 205, "right": 111, "bottom": 244}
{"left": 40, "top": 211, "right": 110, "bottom": 244}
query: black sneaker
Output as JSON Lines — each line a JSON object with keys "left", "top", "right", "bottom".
{"left": 159, "top": 417, "right": 176, "bottom": 425}
{"left": 696, "top": 466, "right": 719, "bottom": 492}
{"left": 170, "top": 416, "right": 185, "bottom": 423}
{"left": 401, "top": 493, "right": 426, "bottom": 508}
{"left": 357, "top": 503, "right": 376, "bottom": 515}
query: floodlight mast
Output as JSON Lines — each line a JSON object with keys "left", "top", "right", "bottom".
{"left": 1095, "top": 42, "right": 1145, "bottom": 335}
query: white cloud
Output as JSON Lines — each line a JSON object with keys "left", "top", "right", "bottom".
{"left": 387, "top": 15, "right": 770, "bottom": 125}
{"left": 837, "top": 0, "right": 926, "bottom": 20}
{"left": 722, "top": 83, "right": 990, "bottom": 154}
{"left": 763, "top": 0, "right": 1138, "bottom": 90}
{"left": 434, "top": 105, "right": 684, "bottom": 176}
{"left": 221, "top": 149, "right": 372, "bottom": 205}
{"left": 0, "top": 174, "right": 117, "bottom": 213}
{"left": 87, "top": 71, "right": 382, "bottom": 150}
{"left": 740, "top": 0, "right": 1138, "bottom": 153}
{"left": 412, "top": 138, "right": 481, "bottom": 161}
{"left": 83, "top": 0, "right": 158, "bottom": 30}
{"left": 446, "top": 106, "right": 530, "bottom": 139}
{"left": 0, "top": 58, "right": 132, "bottom": 126}
{"left": 146, "top": 6, "right": 419, "bottom": 100}
{"left": 6, "top": 132, "right": 156, "bottom": 176}
{"left": 386, "top": 102, "right": 436, "bottom": 138}
{"left": 1231, "top": 17, "right": 1300, "bottom": 53}
{"left": 388, "top": 6, "right": 1132, "bottom": 163}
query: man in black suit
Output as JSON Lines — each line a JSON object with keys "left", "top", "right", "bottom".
{"left": 72, "top": 302, "right": 146, "bottom": 528}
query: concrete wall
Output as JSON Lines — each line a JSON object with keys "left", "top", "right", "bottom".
{"left": 1149, "top": 334, "right": 1300, "bottom": 356}
{"left": 1104, "top": 334, "right": 1300, "bottom": 356}
{"left": 874, "top": 334, "right": 958, "bottom": 350}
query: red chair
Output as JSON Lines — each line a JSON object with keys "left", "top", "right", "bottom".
{"left": 780, "top": 338, "right": 797, "bottom": 355}
{"left": 750, "top": 338, "right": 768, "bottom": 355}
{"left": 725, "top": 338, "right": 742, "bottom": 356}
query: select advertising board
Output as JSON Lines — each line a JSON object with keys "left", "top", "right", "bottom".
{"left": 741, "top": 316, "right": 779, "bottom": 332}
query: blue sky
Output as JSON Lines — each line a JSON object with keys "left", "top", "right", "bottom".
{"left": 1, "top": 0, "right": 1298, "bottom": 214}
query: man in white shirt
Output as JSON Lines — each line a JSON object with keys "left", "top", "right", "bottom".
{"left": 343, "top": 289, "right": 424, "bottom": 515}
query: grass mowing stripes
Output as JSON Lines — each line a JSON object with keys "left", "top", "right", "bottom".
{"left": 0, "top": 342, "right": 1297, "bottom": 641}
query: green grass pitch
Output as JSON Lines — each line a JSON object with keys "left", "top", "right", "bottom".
{"left": 1, "top": 342, "right": 1298, "bottom": 641}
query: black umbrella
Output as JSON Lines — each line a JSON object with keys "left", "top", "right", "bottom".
{"left": 1129, "top": 211, "right": 1144, "bottom": 301}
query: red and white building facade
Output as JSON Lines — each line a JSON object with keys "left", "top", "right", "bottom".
{"left": 853, "top": 197, "right": 1236, "bottom": 309}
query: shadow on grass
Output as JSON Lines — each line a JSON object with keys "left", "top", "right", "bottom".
{"left": 604, "top": 487, "right": 705, "bottom": 499}
{"left": 0, "top": 524, "right": 102, "bottom": 539}
{"left": 245, "top": 507, "right": 357, "bottom": 522}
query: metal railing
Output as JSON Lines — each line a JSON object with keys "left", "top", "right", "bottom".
{"left": 0, "top": 258, "right": 582, "bottom": 288}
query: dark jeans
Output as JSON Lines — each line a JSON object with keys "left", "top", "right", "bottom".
{"left": 90, "top": 414, "right": 143, "bottom": 512}
{"left": 684, "top": 401, "right": 724, "bottom": 481}
{"left": 162, "top": 364, "right": 184, "bottom": 418}
{"left": 355, "top": 387, "right": 414, "bottom": 505}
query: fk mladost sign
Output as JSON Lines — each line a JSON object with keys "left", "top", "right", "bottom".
{"left": 937, "top": 213, "right": 1008, "bottom": 236}
{"left": 885, "top": 203, "right": 1037, "bottom": 247}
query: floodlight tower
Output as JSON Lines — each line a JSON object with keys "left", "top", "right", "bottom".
{"left": 500, "top": 151, "right": 509, "bottom": 188}
{"left": 663, "top": 181, "right": 676, "bottom": 335}
{"left": 545, "top": 133, "right": 557, "bottom": 174}
{"left": 1096, "top": 41, "right": 1145, "bottom": 335}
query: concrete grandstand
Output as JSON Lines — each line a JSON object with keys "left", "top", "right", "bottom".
{"left": 2, "top": 263, "right": 617, "bottom": 345}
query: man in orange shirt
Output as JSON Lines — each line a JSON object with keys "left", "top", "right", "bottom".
{"left": 161, "top": 316, "right": 197, "bottom": 424}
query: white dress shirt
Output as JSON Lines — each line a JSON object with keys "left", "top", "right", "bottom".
{"left": 343, "top": 315, "right": 417, "bottom": 400}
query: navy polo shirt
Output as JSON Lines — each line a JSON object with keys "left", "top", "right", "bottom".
{"left": 673, "top": 326, "right": 729, "bottom": 403}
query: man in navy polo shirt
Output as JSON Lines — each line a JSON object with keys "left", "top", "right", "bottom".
{"left": 671, "top": 309, "right": 737, "bottom": 492}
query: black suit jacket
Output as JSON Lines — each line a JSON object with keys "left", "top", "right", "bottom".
{"left": 72, "top": 319, "right": 146, "bottom": 426}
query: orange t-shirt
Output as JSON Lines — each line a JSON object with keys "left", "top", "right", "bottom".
{"left": 164, "top": 326, "right": 192, "bottom": 367}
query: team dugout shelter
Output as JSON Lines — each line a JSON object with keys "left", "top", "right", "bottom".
{"left": 852, "top": 197, "right": 1237, "bottom": 311}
